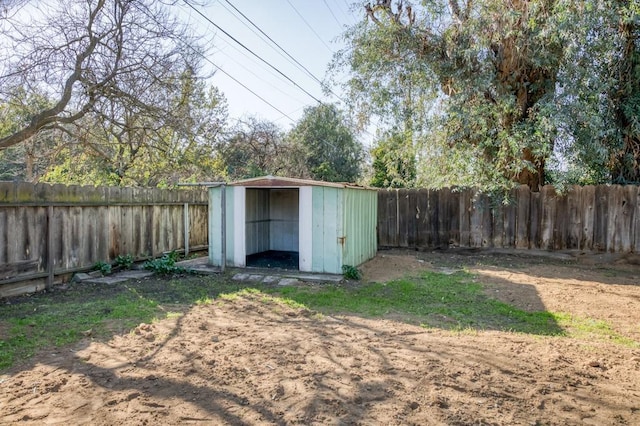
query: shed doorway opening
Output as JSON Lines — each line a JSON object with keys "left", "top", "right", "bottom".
{"left": 245, "top": 188, "right": 299, "bottom": 270}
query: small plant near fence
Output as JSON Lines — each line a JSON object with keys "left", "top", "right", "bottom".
{"left": 342, "top": 264, "right": 362, "bottom": 280}
{"left": 143, "top": 251, "right": 187, "bottom": 275}
{"left": 93, "top": 261, "right": 112, "bottom": 276}
{"left": 114, "top": 254, "right": 135, "bottom": 269}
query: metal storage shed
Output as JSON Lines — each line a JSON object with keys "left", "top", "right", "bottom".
{"left": 208, "top": 176, "right": 377, "bottom": 274}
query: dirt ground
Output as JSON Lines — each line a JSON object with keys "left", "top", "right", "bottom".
{"left": 2, "top": 249, "right": 640, "bottom": 425}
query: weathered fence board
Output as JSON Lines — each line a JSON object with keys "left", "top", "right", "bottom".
{"left": 634, "top": 187, "right": 640, "bottom": 253}
{"left": 447, "top": 189, "right": 460, "bottom": 246}
{"left": 515, "top": 186, "right": 530, "bottom": 249}
{"left": 566, "top": 185, "right": 581, "bottom": 250}
{"left": 0, "top": 182, "right": 208, "bottom": 297}
{"left": 539, "top": 186, "right": 555, "bottom": 250}
{"left": 378, "top": 185, "right": 640, "bottom": 253}
{"left": 594, "top": 185, "right": 609, "bottom": 251}
{"left": 459, "top": 190, "right": 471, "bottom": 247}
{"left": 580, "top": 186, "right": 595, "bottom": 250}
{"left": 532, "top": 191, "right": 543, "bottom": 249}
{"left": 377, "top": 190, "right": 395, "bottom": 247}
{"left": 397, "top": 189, "right": 410, "bottom": 248}
{"left": 415, "top": 188, "right": 429, "bottom": 247}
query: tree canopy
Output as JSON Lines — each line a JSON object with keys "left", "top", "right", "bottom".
{"left": 369, "top": 128, "right": 416, "bottom": 188}
{"left": 553, "top": 0, "right": 640, "bottom": 185}
{"left": 213, "top": 117, "right": 306, "bottom": 181}
{"left": 332, "top": 0, "right": 640, "bottom": 191}
{"left": 288, "top": 104, "right": 363, "bottom": 183}
{"left": 42, "top": 73, "right": 228, "bottom": 187}
{"left": 2, "top": 0, "right": 637, "bottom": 190}
{"left": 0, "top": 0, "right": 203, "bottom": 149}
{"left": 0, "top": 0, "right": 233, "bottom": 186}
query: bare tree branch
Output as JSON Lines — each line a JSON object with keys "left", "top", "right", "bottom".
{"left": 448, "top": 0, "right": 463, "bottom": 24}
{"left": 0, "top": 0, "right": 202, "bottom": 150}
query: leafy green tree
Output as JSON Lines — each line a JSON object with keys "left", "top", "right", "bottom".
{"left": 335, "top": 1, "right": 640, "bottom": 190}
{"left": 333, "top": 0, "right": 567, "bottom": 191}
{"left": 288, "top": 104, "right": 363, "bottom": 183}
{"left": 370, "top": 129, "right": 416, "bottom": 188}
{"left": 0, "top": 0, "right": 228, "bottom": 187}
{"left": 41, "top": 73, "right": 228, "bottom": 187}
{"left": 548, "top": 0, "right": 640, "bottom": 185}
{"left": 0, "top": 88, "right": 58, "bottom": 182}
{"left": 604, "top": 0, "right": 640, "bottom": 183}
{"left": 214, "top": 117, "right": 305, "bottom": 181}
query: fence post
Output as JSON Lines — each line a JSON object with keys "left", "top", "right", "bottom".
{"left": 395, "top": 189, "right": 400, "bottom": 246}
{"left": 183, "top": 202, "right": 190, "bottom": 257}
{"left": 46, "top": 205, "right": 54, "bottom": 289}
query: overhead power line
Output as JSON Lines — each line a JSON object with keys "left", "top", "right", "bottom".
{"left": 216, "top": 1, "right": 310, "bottom": 81}
{"left": 222, "top": 0, "right": 346, "bottom": 104}
{"left": 284, "top": 0, "right": 334, "bottom": 53}
{"left": 337, "top": 0, "right": 361, "bottom": 23}
{"left": 133, "top": 1, "right": 296, "bottom": 121}
{"left": 331, "top": 0, "right": 355, "bottom": 23}
{"left": 195, "top": 55, "right": 295, "bottom": 122}
{"left": 222, "top": 0, "right": 321, "bottom": 85}
{"left": 322, "top": 0, "right": 343, "bottom": 28}
{"left": 215, "top": 46, "right": 308, "bottom": 105}
{"left": 183, "top": 0, "right": 323, "bottom": 105}
{"left": 179, "top": 4, "right": 308, "bottom": 106}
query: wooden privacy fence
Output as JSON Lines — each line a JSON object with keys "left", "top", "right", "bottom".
{"left": 378, "top": 185, "right": 640, "bottom": 253}
{"left": 0, "top": 182, "right": 208, "bottom": 297}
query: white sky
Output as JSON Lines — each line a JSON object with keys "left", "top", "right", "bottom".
{"left": 176, "top": 0, "right": 361, "bottom": 131}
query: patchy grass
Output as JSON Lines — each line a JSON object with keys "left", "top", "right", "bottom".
{"left": 1, "top": 270, "right": 636, "bottom": 371}
{"left": 553, "top": 312, "right": 638, "bottom": 347}
{"left": 219, "top": 288, "right": 308, "bottom": 311}
{"left": 0, "top": 275, "right": 243, "bottom": 371}
{"left": 269, "top": 272, "right": 637, "bottom": 346}
{"left": 271, "top": 271, "right": 564, "bottom": 336}
{"left": 0, "top": 292, "right": 157, "bottom": 370}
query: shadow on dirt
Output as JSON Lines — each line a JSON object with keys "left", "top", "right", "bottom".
{"left": 2, "top": 250, "right": 640, "bottom": 424}
{"left": 2, "top": 291, "right": 638, "bottom": 425}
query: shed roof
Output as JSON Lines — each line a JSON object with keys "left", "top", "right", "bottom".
{"left": 230, "top": 175, "right": 374, "bottom": 190}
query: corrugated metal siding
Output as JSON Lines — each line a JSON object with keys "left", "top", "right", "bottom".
{"left": 342, "top": 188, "right": 378, "bottom": 268}
{"left": 245, "top": 189, "right": 270, "bottom": 255}
{"left": 231, "top": 186, "right": 244, "bottom": 266}
{"left": 311, "top": 186, "right": 343, "bottom": 274}
{"left": 208, "top": 186, "right": 235, "bottom": 267}
{"left": 208, "top": 186, "right": 221, "bottom": 266}
{"left": 269, "top": 189, "right": 299, "bottom": 251}
{"left": 210, "top": 182, "right": 376, "bottom": 274}
{"left": 299, "top": 187, "right": 313, "bottom": 272}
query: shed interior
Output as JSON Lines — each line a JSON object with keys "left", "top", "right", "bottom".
{"left": 245, "top": 188, "right": 299, "bottom": 270}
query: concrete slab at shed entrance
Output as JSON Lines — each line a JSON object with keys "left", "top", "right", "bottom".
{"left": 208, "top": 176, "right": 377, "bottom": 275}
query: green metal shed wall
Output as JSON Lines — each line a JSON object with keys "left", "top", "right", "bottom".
{"left": 311, "top": 186, "right": 343, "bottom": 274}
{"left": 342, "top": 188, "right": 378, "bottom": 268}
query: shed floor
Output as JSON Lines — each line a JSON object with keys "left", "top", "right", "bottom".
{"left": 246, "top": 250, "right": 299, "bottom": 270}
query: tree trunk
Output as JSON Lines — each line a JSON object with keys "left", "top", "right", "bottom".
{"left": 611, "top": 15, "right": 640, "bottom": 183}
{"left": 492, "top": 0, "right": 556, "bottom": 191}
{"left": 24, "top": 152, "right": 34, "bottom": 182}
{"left": 516, "top": 148, "right": 545, "bottom": 191}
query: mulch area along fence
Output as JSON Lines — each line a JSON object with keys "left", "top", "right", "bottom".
{"left": 377, "top": 185, "right": 640, "bottom": 253}
{"left": 0, "top": 182, "right": 208, "bottom": 297}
